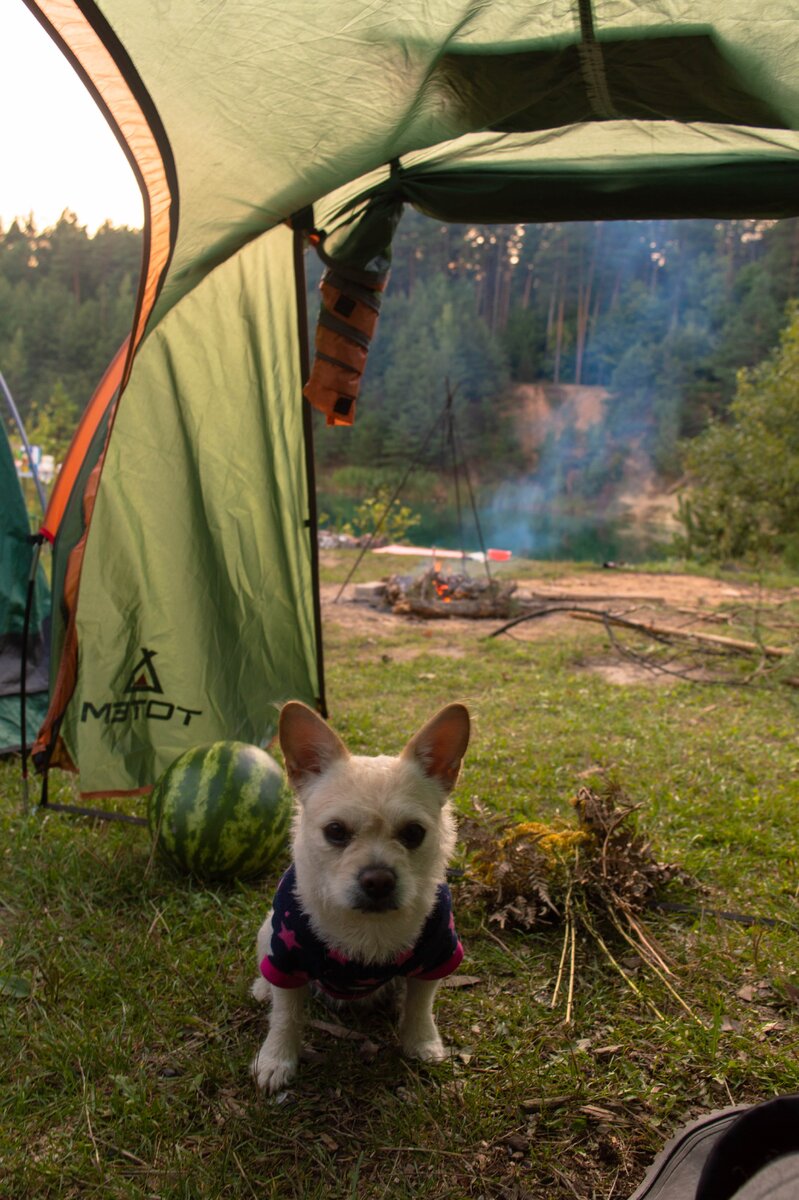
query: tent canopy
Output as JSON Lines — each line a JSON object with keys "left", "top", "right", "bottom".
{"left": 30, "top": 2, "right": 799, "bottom": 330}
{"left": 24, "top": 0, "right": 799, "bottom": 796}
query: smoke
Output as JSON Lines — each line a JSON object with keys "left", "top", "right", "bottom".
{"left": 479, "top": 383, "right": 668, "bottom": 561}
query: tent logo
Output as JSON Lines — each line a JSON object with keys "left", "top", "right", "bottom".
{"left": 80, "top": 647, "right": 203, "bottom": 729}
{"left": 125, "top": 648, "right": 163, "bottom": 694}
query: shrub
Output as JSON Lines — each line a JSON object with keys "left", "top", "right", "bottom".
{"left": 676, "top": 302, "right": 799, "bottom": 564}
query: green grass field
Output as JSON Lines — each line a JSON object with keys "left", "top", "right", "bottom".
{"left": 2, "top": 556, "right": 798, "bottom": 1199}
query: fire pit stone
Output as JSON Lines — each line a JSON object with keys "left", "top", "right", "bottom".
{"left": 353, "top": 581, "right": 387, "bottom": 605}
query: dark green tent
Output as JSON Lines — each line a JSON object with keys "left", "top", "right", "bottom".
{"left": 0, "top": 418, "right": 49, "bottom": 755}
{"left": 24, "top": 0, "right": 799, "bottom": 797}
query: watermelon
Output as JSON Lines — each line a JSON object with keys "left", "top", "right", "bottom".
{"left": 148, "top": 741, "right": 291, "bottom": 882}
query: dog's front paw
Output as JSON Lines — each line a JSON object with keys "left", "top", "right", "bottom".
{"left": 250, "top": 975, "right": 270, "bottom": 1003}
{"left": 400, "top": 1027, "right": 447, "bottom": 1063}
{"left": 250, "top": 1045, "right": 298, "bottom": 1093}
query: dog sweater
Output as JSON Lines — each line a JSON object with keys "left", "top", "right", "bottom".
{"left": 260, "top": 864, "right": 463, "bottom": 1000}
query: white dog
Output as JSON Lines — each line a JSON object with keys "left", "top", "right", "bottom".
{"left": 250, "top": 700, "right": 470, "bottom": 1093}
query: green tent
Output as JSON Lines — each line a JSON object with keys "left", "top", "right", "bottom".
{"left": 25, "top": 0, "right": 799, "bottom": 797}
{"left": 0, "top": 417, "right": 49, "bottom": 755}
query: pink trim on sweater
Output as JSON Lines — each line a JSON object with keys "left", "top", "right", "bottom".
{"left": 410, "top": 940, "right": 464, "bottom": 981}
{"left": 260, "top": 957, "right": 310, "bottom": 989}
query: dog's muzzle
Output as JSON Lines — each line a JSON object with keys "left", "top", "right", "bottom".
{"left": 354, "top": 865, "right": 398, "bottom": 912}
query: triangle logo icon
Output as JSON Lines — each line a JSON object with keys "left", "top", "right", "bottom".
{"left": 125, "top": 649, "right": 163, "bottom": 694}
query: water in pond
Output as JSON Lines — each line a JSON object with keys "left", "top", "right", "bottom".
{"left": 317, "top": 488, "right": 675, "bottom": 564}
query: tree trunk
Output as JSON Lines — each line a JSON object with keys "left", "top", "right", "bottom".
{"left": 522, "top": 263, "right": 534, "bottom": 310}
{"left": 553, "top": 288, "right": 565, "bottom": 384}
{"left": 575, "top": 226, "right": 600, "bottom": 385}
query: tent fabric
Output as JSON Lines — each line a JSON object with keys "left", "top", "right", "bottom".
{"left": 39, "top": 225, "right": 320, "bottom": 796}
{"left": 31, "top": 2, "right": 799, "bottom": 329}
{"left": 23, "top": 0, "right": 799, "bottom": 796}
{"left": 0, "top": 424, "right": 49, "bottom": 755}
{"left": 41, "top": 339, "right": 128, "bottom": 545}
{"left": 34, "top": 341, "right": 126, "bottom": 772}
{"left": 318, "top": 124, "right": 799, "bottom": 247}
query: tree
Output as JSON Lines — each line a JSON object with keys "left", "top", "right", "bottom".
{"left": 0, "top": 216, "right": 140, "bottom": 429}
{"left": 676, "top": 303, "right": 799, "bottom": 564}
{"left": 27, "top": 379, "right": 81, "bottom": 464}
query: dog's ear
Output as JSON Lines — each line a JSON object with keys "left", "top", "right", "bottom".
{"left": 401, "top": 703, "right": 470, "bottom": 797}
{"left": 279, "top": 701, "right": 349, "bottom": 794}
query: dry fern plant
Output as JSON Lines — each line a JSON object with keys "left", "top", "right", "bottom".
{"left": 458, "top": 782, "right": 700, "bottom": 1023}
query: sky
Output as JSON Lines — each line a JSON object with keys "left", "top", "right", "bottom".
{"left": 1, "top": 2, "right": 143, "bottom": 233}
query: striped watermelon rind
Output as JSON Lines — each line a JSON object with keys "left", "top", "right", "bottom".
{"left": 148, "top": 741, "right": 291, "bottom": 882}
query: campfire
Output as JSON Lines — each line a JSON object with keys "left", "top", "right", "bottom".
{"left": 384, "top": 565, "right": 517, "bottom": 619}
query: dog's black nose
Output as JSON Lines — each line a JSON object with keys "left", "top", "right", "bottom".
{"left": 357, "top": 865, "right": 397, "bottom": 903}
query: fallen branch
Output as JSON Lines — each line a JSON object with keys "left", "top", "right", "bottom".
{"left": 489, "top": 603, "right": 613, "bottom": 638}
{"left": 490, "top": 604, "right": 794, "bottom": 661}
{"left": 568, "top": 610, "right": 793, "bottom": 659}
{"left": 518, "top": 591, "right": 675, "bottom": 604}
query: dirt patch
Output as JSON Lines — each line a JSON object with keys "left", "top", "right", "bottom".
{"left": 514, "top": 569, "right": 786, "bottom": 609}
{"left": 321, "top": 583, "right": 495, "bottom": 643}
{"left": 584, "top": 660, "right": 678, "bottom": 687}
{"left": 323, "top": 569, "right": 793, "bottom": 635}
{"left": 321, "top": 567, "right": 798, "bottom": 685}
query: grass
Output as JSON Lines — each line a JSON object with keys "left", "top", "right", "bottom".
{"left": 2, "top": 555, "right": 799, "bottom": 1198}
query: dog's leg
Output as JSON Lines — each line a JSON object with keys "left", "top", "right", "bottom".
{"left": 250, "top": 983, "right": 308, "bottom": 1093}
{"left": 399, "top": 978, "right": 446, "bottom": 1062}
{"left": 251, "top": 913, "right": 273, "bottom": 1004}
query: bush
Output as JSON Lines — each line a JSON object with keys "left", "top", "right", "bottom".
{"left": 344, "top": 487, "right": 421, "bottom": 543}
{"left": 676, "top": 302, "right": 799, "bottom": 564}
{"left": 318, "top": 485, "right": 421, "bottom": 543}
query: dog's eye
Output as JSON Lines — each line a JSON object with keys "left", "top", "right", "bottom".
{"left": 398, "top": 822, "right": 426, "bottom": 850}
{"left": 323, "top": 821, "right": 351, "bottom": 847}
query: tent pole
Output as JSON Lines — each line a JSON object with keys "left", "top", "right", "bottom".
{"left": 0, "top": 370, "right": 47, "bottom": 515}
{"left": 293, "top": 226, "right": 327, "bottom": 718}
{"left": 36, "top": 706, "right": 149, "bottom": 824}
{"left": 452, "top": 419, "right": 493, "bottom": 587}
{"left": 332, "top": 401, "right": 449, "bottom": 603}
